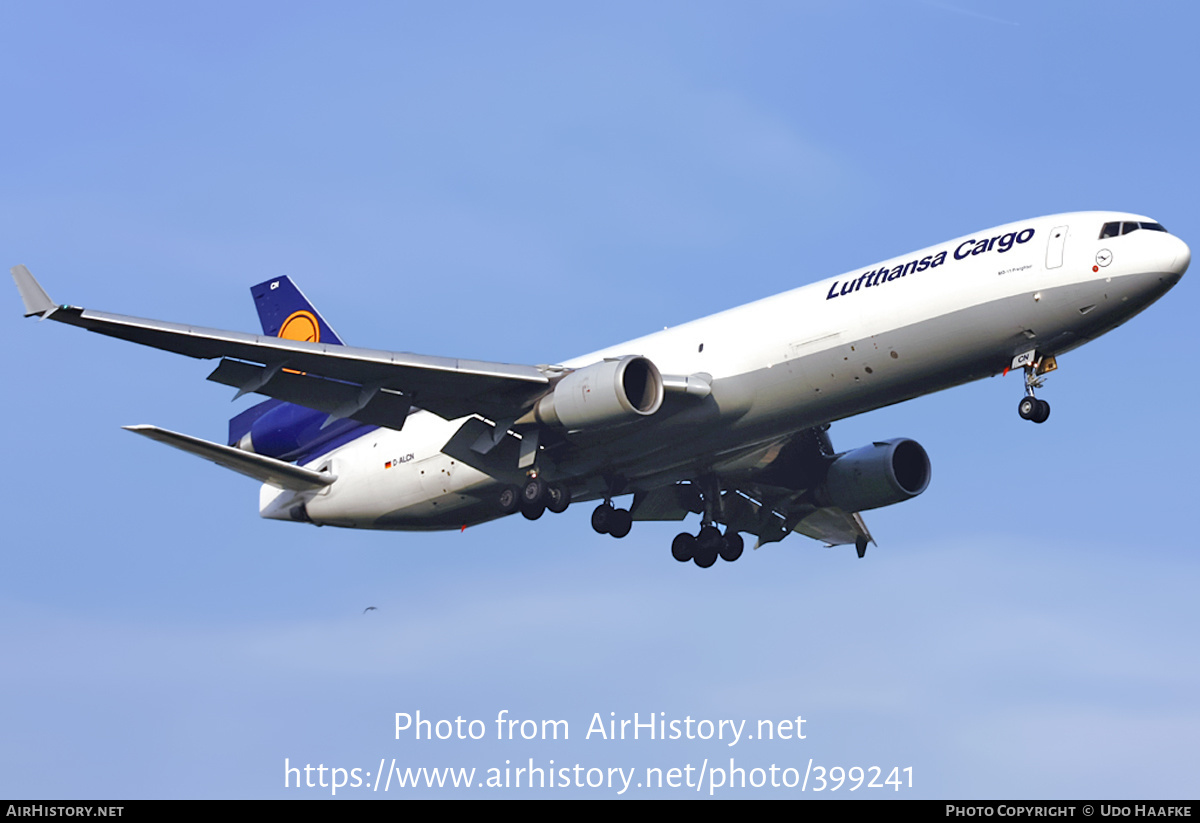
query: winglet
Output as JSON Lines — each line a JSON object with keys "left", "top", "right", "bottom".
{"left": 11, "top": 265, "right": 57, "bottom": 318}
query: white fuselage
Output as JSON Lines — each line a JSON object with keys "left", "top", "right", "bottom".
{"left": 266, "top": 212, "right": 1189, "bottom": 529}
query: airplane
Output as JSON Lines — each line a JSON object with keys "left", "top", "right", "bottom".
{"left": 11, "top": 211, "right": 1190, "bottom": 567}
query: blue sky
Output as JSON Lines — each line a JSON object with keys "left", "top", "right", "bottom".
{"left": 2, "top": 1, "right": 1197, "bottom": 798}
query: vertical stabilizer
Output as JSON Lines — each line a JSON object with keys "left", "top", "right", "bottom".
{"left": 233, "top": 276, "right": 361, "bottom": 454}
{"left": 249, "top": 276, "right": 345, "bottom": 345}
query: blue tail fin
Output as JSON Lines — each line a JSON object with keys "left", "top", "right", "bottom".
{"left": 249, "top": 276, "right": 344, "bottom": 345}
{"left": 231, "top": 277, "right": 366, "bottom": 456}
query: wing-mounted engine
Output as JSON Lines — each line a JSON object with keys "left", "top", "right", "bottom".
{"left": 527, "top": 355, "right": 664, "bottom": 431}
{"left": 672, "top": 429, "right": 931, "bottom": 565}
{"left": 816, "top": 438, "right": 931, "bottom": 512}
{"left": 743, "top": 430, "right": 930, "bottom": 512}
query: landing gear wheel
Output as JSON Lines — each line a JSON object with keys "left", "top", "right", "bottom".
{"left": 498, "top": 485, "right": 520, "bottom": 515}
{"left": 520, "top": 500, "right": 545, "bottom": 520}
{"left": 694, "top": 525, "right": 721, "bottom": 568}
{"left": 522, "top": 477, "right": 547, "bottom": 506}
{"left": 1032, "top": 398, "right": 1050, "bottom": 424}
{"left": 607, "top": 508, "right": 632, "bottom": 539}
{"left": 1018, "top": 396, "right": 1038, "bottom": 421}
{"left": 546, "top": 483, "right": 571, "bottom": 514}
{"left": 671, "top": 533, "right": 695, "bottom": 562}
{"left": 719, "top": 531, "right": 744, "bottom": 562}
{"left": 591, "top": 503, "right": 613, "bottom": 535}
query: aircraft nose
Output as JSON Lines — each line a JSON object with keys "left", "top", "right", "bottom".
{"left": 1171, "top": 236, "right": 1191, "bottom": 277}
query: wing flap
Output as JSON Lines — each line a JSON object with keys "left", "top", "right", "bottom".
{"left": 792, "top": 507, "right": 873, "bottom": 547}
{"left": 207, "top": 359, "right": 413, "bottom": 430}
{"left": 629, "top": 485, "right": 694, "bottom": 521}
{"left": 124, "top": 424, "right": 337, "bottom": 491}
{"left": 438, "top": 418, "right": 527, "bottom": 486}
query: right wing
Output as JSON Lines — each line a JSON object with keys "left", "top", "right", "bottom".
{"left": 12, "top": 266, "right": 551, "bottom": 426}
{"left": 623, "top": 424, "right": 877, "bottom": 551}
{"left": 713, "top": 486, "right": 874, "bottom": 550}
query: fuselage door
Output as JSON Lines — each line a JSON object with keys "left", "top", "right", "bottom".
{"left": 1046, "top": 225, "right": 1068, "bottom": 269}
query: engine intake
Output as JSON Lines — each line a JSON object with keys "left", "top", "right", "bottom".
{"left": 818, "top": 438, "right": 931, "bottom": 512}
{"left": 534, "top": 356, "right": 664, "bottom": 431}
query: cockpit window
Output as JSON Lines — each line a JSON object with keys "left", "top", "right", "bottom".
{"left": 1098, "top": 221, "right": 1169, "bottom": 239}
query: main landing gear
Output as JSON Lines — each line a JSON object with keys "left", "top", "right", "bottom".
{"left": 671, "top": 526, "right": 744, "bottom": 568}
{"left": 499, "top": 476, "right": 572, "bottom": 520}
{"left": 670, "top": 478, "right": 745, "bottom": 568}
{"left": 591, "top": 501, "right": 633, "bottom": 539}
{"left": 502, "top": 474, "right": 749, "bottom": 569}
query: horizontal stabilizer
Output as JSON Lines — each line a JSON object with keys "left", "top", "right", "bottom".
{"left": 123, "top": 424, "right": 337, "bottom": 491}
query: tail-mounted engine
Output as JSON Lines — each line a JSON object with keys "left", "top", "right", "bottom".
{"left": 531, "top": 355, "right": 664, "bottom": 431}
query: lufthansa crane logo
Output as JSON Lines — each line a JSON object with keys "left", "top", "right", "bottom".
{"left": 279, "top": 310, "right": 320, "bottom": 343}
{"left": 279, "top": 310, "right": 319, "bottom": 375}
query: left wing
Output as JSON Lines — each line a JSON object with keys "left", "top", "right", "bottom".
{"left": 12, "top": 266, "right": 550, "bottom": 425}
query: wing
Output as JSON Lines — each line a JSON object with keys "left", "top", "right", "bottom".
{"left": 722, "top": 426, "right": 876, "bottom": 551}
{"left": 712, "top": 485, "right": 874, "bottom": 550}
{"left": 12, "top": 266, "right": 550, "bottom": 425}
{"left": 791, "top": 507, "right": 874, "bottom": 548}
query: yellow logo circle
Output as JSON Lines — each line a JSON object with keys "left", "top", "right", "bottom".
{"left": 279, "top": 310, "right": 319, "bottom": 343}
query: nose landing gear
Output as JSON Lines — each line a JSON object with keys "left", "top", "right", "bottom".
{"left": 1018, "top": 395, "right": 1051, "bottom": 424}
{"left": 1010, "top": 350, "right": 1055, "bottom": 424}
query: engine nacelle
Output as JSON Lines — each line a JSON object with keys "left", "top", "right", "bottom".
{"left": 534, "top": 356, "right": 664, "bottom": 431}
{"left": 818, "top": 438, "right": 931, "bottom": 512}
